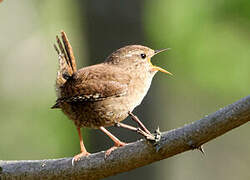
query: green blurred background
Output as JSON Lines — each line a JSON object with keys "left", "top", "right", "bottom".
{"left": 0, "top": 0, "right": 249, "bottom": 179}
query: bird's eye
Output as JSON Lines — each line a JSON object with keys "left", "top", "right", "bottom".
{"left": 140, "top": 53, "right": 146, "bottom": 59}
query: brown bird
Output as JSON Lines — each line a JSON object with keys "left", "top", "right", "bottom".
{"left": 52, "top": 31, "right": 172, "bottom": 164}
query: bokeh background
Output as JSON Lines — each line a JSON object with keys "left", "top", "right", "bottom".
{"left": 0, "top": 0, "right": 249, "bottom": 179}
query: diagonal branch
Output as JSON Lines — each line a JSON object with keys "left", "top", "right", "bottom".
{"left": 1, "top": 96, "right": 249, "bottom": 180}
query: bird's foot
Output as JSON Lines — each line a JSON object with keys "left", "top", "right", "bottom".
{"left": 105, "top": 141, "right": 127, "bottom": 158}
{"left": 153, "top": 126, "right": 162, "bottom": 143}
{"left": 143, "top": 130, "right": 156, "bottom": 141}
{"left": 146, "top": 127, "right": 162, "bottom": 145}
{"left": 148, "top": 127, "right": 163, "bottom": 152}
{"left": 72, "top": 151, "right": 90, "bottom": 166}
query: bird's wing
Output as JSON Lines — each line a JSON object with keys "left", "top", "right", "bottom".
{"left": 52, "top": 64, "right": 131, "bottom": 108}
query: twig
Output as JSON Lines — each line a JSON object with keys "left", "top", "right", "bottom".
{"left": 0, "top": 96, "right": 249, "bottom": 180}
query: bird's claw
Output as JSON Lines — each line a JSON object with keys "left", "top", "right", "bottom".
{"left": 146, "top": 126, "right": 162, "bottom": 143}
{"left": 145, "top": 133, "right": 156, "bottom": 141}
{"left": 144, "top": 126, "right": 163, "bottom": 152}
{"left": 104, "top": 142, "right": 126, "bottom": 158}
{"left": 153, "top": 126, "right": 162, "bottom": 143}
{"left": 71, "top": 151, "right": 90, "bottom": 166}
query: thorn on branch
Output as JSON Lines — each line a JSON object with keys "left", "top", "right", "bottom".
{"left": 187, "top": 140, "right": 205, "bottom": 155}
{"left": 197, "top": 146, "right": 205, "bottom": 156}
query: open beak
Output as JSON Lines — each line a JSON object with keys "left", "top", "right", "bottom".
{"left": 149, "top": 48, "right": 172, "bottom": 75}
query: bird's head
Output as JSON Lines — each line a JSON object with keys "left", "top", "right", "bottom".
{"left": 105, "top": 45, "right": 172, "bottom": 76}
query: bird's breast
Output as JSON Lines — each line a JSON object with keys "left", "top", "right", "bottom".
{"left": 128, "top": 72, "right": 154, "bottom": 111}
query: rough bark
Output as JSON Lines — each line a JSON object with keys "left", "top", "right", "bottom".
{"left": 0, "top": 96, "right": 249, "bottom": 180}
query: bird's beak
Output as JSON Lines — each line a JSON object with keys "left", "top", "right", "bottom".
{"left": 149, "top": 48, "right": 172, "bottom": 75}
{"left": 154, "top": 48, "right": 171, "bottom": 55}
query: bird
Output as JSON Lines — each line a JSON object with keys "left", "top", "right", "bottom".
{"left": 52, "top": 31, "right": 172, "bottom": 164}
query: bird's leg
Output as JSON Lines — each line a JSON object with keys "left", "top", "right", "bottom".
{"left": 72, "top": 127, "right": 90, "bottom": 165}
{"left": 99, "top": 126, "right": 126, "bottom": 157}
{"left": 115, "top": 122, "right": 155, "bottom": 140}
{"left": 128, "top": 111, "right": 152, "bottom": 135}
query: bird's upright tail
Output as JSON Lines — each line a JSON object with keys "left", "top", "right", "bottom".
{"left": 54, "top": 31, "right": 77, "bottom": 89}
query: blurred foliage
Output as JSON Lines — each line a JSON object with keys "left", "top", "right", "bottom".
{"left": 0, "top": 0, "right": 249, "bottom": 180}
{"left": 144, "top": 0, "right": 250, "bottom": 179}
{"left": 145, "top": 0, "right": 250, "bottom": 97}
{"left": 0, "top": 0, "right": 86, "bottom": 160}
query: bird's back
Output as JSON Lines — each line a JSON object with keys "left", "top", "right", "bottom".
{"left": 52, "top": 33, "right": 133, "bottom": 127}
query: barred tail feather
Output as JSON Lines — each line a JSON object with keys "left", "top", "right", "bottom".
{"left": 54, "top": 31, "right": 77, "bottom": 89}
{"left": 61, "top": 31, "right": 77, "bottom": 73}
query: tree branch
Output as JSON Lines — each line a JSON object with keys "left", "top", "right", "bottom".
{"left": 1, "top": 96, "right": 249, "bottom": 180}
